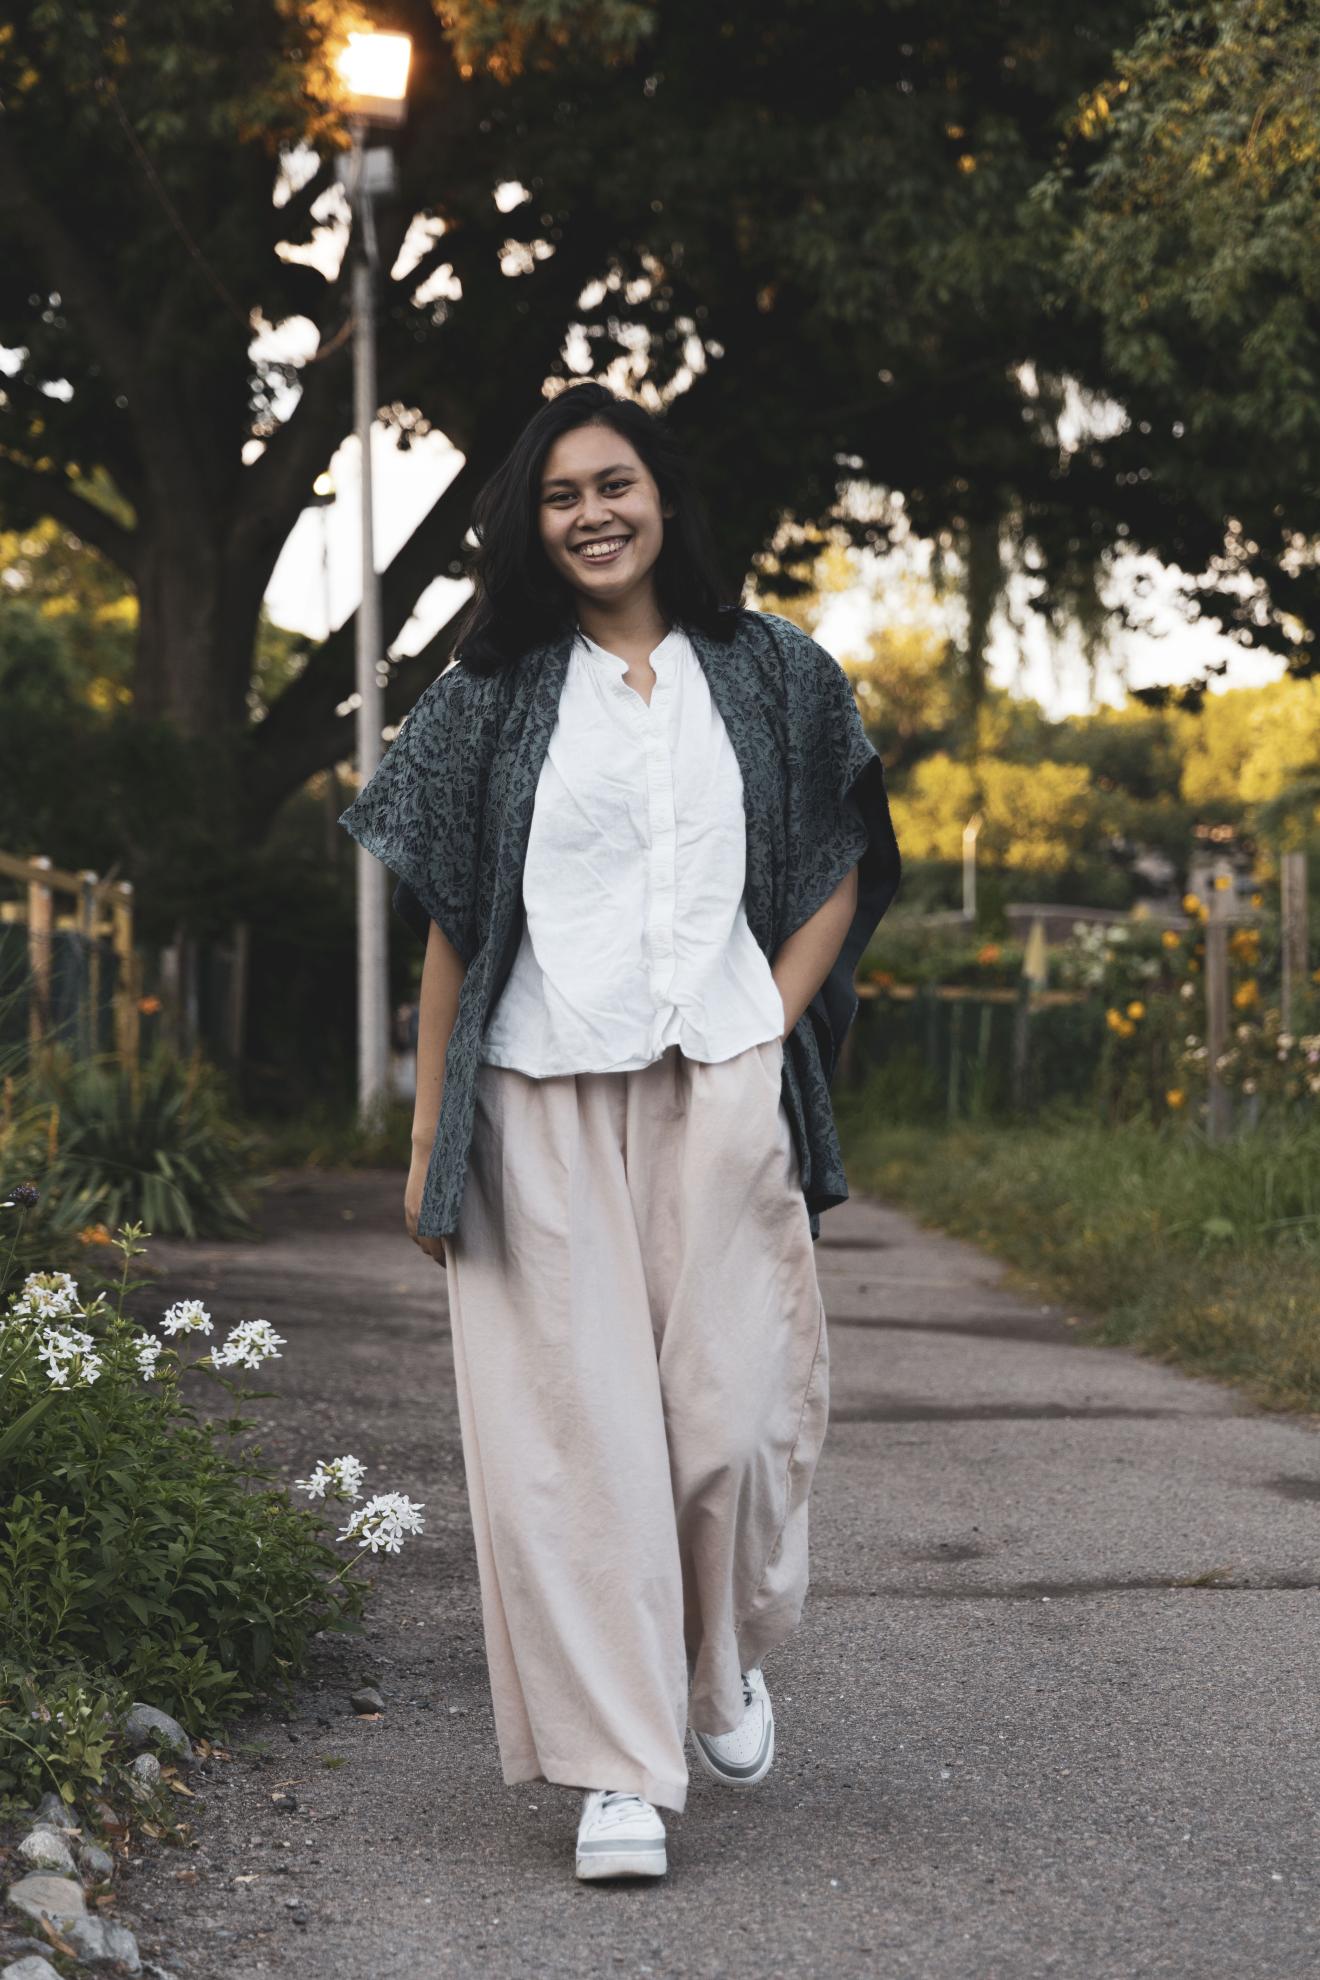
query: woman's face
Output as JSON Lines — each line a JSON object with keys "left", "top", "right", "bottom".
{"left": 537, "top": 422, "right": 674, "bottom": 610}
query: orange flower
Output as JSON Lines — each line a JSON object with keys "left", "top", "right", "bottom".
{"left": 976, "top": 943, "right": 1001, "bottom": 965}
{"left": 138, "top": 994, "right": 163, "bottom": 1015}
{"left": 1232, "top": 980, "right": 1259, "bottom": 1010}
{"left": 1165, "top": 1089, "right": 1186, "bottom": 1109}
{"left": 78, "top": 1223, "right": 114, "bottom": 1246}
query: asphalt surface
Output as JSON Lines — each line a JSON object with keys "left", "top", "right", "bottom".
{"left": 120, "top": 1167, "right": 1320, "bottom": 1980}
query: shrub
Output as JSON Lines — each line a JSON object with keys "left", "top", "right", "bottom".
{"left": 0, "top": 1214, "right": 423, "bottom": 1808}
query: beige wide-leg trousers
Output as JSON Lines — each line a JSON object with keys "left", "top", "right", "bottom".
{"left": 442, "top": 1035, "right": 830, "bottom": 1814}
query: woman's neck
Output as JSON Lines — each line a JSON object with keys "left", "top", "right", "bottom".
{"left": 573, "top": 590, "right": 671, "bottom": 657}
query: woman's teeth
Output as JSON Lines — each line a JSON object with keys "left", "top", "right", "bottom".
{"left": 575, "top": 536, "right": 630, "bottom": 560}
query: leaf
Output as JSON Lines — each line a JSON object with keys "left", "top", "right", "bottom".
{"left": 0, "top": 1390, "right": 59, "bottom": 1463}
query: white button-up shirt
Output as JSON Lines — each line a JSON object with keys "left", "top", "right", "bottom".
{"left": 480, "top": 624, "right": 786, "bottom": 1076}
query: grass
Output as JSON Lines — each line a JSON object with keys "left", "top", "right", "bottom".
{"left": 836, "top": 1086, "right": 1320, "bottom": 1416}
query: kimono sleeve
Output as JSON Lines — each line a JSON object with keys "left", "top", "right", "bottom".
{"left": 777, "top": 616, "right": 902, "bottom": 964}
{"left": 336, "top": 663, "right": 487, "bottom": 964}
{"left": 773, "top": 616, "right": 902, "bottom": 1089}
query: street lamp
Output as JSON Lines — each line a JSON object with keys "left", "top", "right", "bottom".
{"left": 334, "top": 29, "right": 411, "bottom": 1127}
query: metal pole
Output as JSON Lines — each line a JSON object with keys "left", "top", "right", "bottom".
{"left": 349, "top": 119, "right": 392, "bottom": 1127}
{"left": 962, "top": 813, "right": 981, "bottom": 923}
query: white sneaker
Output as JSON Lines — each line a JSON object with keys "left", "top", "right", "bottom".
{"left": 574, "top": 1789, "right": 668, "bottom": 1880}
{"left": 691, "top": 1666, "right": 775, "bottom": 1787}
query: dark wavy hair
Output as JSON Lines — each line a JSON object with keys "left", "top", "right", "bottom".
{"left": 447, "top": 382, "right": 745, "bottom": 676}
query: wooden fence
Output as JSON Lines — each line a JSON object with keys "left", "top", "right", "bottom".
{"left": 0, "top": 850, "right": 141, "bottom": 1067}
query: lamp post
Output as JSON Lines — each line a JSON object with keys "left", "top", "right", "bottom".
{"left": 334, "top": 29, "right": 411, "bottom": 1126}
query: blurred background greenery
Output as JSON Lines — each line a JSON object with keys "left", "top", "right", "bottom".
{"left": 2, "top": 0, "right": 1319, "bottom": 1394}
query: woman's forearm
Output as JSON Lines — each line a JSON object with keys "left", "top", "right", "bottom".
{"left": 770, "top": 863, "right": 859, "bottom": 1035}
{"left": 412, "top": 920, "right": 469, "bottom": 1158}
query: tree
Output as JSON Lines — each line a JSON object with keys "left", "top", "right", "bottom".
{"left": 8, "top": 0, "right": 1243, "bottom": 873}
{"left": 1041, "top": 0, "right": 1320, "bottom": 683}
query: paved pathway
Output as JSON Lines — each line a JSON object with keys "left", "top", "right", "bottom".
{"left": 133, "top": 1169, "right": 1320, "bottom": 1979}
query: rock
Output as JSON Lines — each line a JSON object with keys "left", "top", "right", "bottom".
{"left": 64, "top": 1916, "right": 142, "bottom": 1973}
{"left": 270, "top": 1791, "right": 298, "bottom": 1814}
{"left": 349, "top": 1686, "right": 384, "bottom": 1715}
{"left": 31, "top": 1793, "right": 77, "bottom": 1830}
{"left": 141, "top": 1966, "right": 182, "bottom": 1980}
{"left": 2, "top": 1958, "right": 64, "bottom": 1980}
{"left": 78, "top": 1842, "right": 115, "bottom": 1881}
{"left": 6, "top": 1872, "right": 87, "bottom": 1926}
{"left": 16, "top": 1829, "right": 76, "bottom": 1876}
{"left": 128, "top": 1752, "right": 161, "bottom": 1790}
{"left": 122, "top": 1704, "right": 193, "bottom": 1765}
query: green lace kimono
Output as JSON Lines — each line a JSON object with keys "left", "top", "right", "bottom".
{"left": 338, "top": 607, "right": 902, "bottom": 1241}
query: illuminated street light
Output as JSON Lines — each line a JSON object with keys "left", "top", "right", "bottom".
{"left": 333, "top": 28, "right": 412, "bottom": 1126}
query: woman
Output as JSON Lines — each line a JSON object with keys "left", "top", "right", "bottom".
{"left": 339, "top": 382, "right": 900, "bottom": 1882}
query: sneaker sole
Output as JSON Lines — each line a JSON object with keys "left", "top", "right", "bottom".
{"left": 575, "top": 1841, "right": 668, "bottom": 1881}
{"left": 691, "top": 1714, "right": 775, "bottom": 1788}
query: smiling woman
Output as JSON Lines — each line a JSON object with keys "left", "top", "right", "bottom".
{"left": 444, "top": 381, "right": 734, "bottom": 676}
{"left": 337, "top": 379, "right": 901, "bottom": 1885}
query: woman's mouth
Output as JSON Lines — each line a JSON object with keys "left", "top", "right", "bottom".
{"left": 571, "top": 535, "right": 631, "bottom": 565}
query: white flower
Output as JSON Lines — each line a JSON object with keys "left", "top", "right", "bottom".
{"left": 1243, "top": 1078, "right": 1258, "bottom": 1095}
{"left": 1235, "top": 1024, "right": 1254, "bottom": 1043}
{"left": 9, "top": 1271, "right": 81, "bottom": 1324}
{"left": 338, "top": 1492, "right": 426, "bottom": 1555}
{"left": 161, "top": 1298, "right": 212, "bottom": 1337}
{"left": 1179, "top": 982, "right": 1196, "bottom": 1001}
{"left": 296, "top": 1455, "right": 367, "bottom": 1502}
{"left": 35, "top": 1325, "right": 103, "bottom": 1387}
{"left": 1277, "top": 1034, "right": 1295, "bottom": 1053}
{"left": 211, "top": 1318, "right": 286, "bottom": 1370}
{"left": 134, "top": 1335, "right": 163, "bottom": 1382}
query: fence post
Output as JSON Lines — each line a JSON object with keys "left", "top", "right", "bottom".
{"left": 224, "top": 919, "right": 250, "bottom": 1071}
{"left": 77, "top": 870, "right": 99, "bottom": 1060}
{"left": 947, "top": 996, "right": 964, "bottom": 1122}
{"left": 1010, "top": 979, "right": 1031, "bottom": 1114}
{"left": 1205, "top": 883, "right": 1231, "bottom": 1144}
{"left": 111, "top": 883, "right": 138, "bottom": 1070}
{"left": 1280, "top": 849, "right": 1309, "bottom": 1034}
{"left": 26, "top": 856, "right": 53, "bottom": 1050}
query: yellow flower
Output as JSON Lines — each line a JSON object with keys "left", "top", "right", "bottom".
{"left": 1105, "top": 1008, "right": 1125, "bottom": 1033}
{"left": 1120, "top": 1017, "right": 1136, "bottom": 1038}
{"left": 1213, "top": 873, "right": 1232, "bottom": 891}
{"left": 1162, "top": 930, "right": 1181, "bottom": 949}
{"left": 1232, "top": 980, "right": 1259, "bottom": 1009}
{"left": 1126, "top": 1000, "right": 1145, "bottom": 1020}
{"left": 1250, "top": 892, "right": 1263, "bottom": 908}
{"left": 1182, "top": 893, "right": 1201, "bottom": 915}
{"left": 1165, "top": 1089, "right": 1185, "bottom": 1109}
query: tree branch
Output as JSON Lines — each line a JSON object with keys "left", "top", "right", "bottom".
{"left": 0, "top": 454, "right": 139, "bottom": 577}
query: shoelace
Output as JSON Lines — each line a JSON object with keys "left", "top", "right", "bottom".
{"left": 741, "top": 1671, "right": 755, "bottom": 1708}
{"left": 597, "top": 1790, "right": 646, "bottom": 1814}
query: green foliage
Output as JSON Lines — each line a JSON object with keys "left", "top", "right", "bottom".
{"left": 0, "top": 1663, "right": 132, "bottom": 1812}
{"left": 840, "top": 1109, "right": 1320, "bottom": 1413}
{"left": 0, "top": 1225, "right": 369, "bottom": 1761}
{"left": 17, "top": 1043, "right": 261, "bottom": 1240}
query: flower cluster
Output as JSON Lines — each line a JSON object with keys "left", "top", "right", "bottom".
{"left": 295, "top": 1455, "right": 368, "bottom": 1502}
{"left": 209, "top": 1318, "right": 286, "bottom": 1371}
{"left": 338, "top": 1493, "right": 426, "bottom": 1556}
{"left": 1, "top": 1219, "right": 423, "bottom": 1576}
{"left": 1179, "top": 1009, "right": 1320, "bottom": 1104}
{"left": 161, "top": 1298, "right": 212, "bottom": 1336}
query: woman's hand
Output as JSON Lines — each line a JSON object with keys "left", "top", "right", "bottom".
{"left": 405, "top": 1154, "right": 447, "bottom": 1266}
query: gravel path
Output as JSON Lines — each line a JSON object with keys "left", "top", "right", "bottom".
{"left": 125, "top": 1167, "right": 1320, "bottom": 1980}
